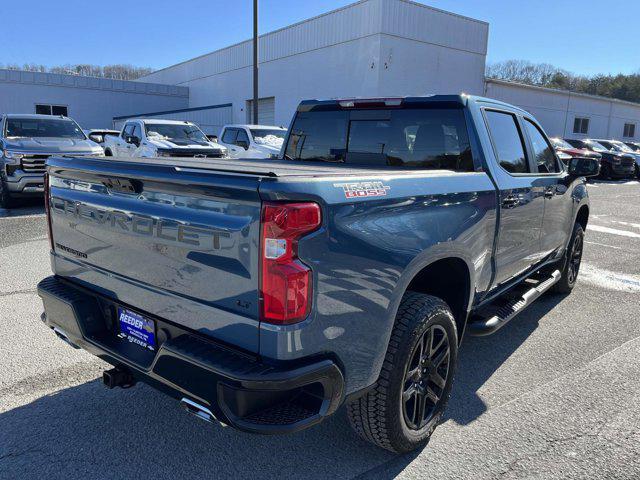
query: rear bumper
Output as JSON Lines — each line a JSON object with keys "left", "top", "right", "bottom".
{"left": 37, "top": 276, "right": 344, "bottom": 434}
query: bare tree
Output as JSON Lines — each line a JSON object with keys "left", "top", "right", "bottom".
{"left": 1, "top": 62, "right": 153, "bottom": 80}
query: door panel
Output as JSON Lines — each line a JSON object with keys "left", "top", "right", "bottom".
{"left": 484, "top": 110, "right": 545, "bottom": 285}
{"left": 522, "top": 118, "right": 574, "bottom": 256}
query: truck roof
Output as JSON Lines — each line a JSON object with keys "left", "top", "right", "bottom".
{"left": 4, "top": 113, "right": 71, "bottom": 120}
{"left": 128, "top": 118, "right": 196, "bottom": 125}
{"left": 223, "top": 124, "right": 286, "bottom": 130}
{"left": 297, "top": 94, "right": 529, "bottom": 115}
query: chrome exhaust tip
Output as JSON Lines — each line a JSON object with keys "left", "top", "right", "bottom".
{"left": 180, "top": 398, "right": 221, "bottom": 425}
{"left": 52, "top": 327, "right": 81, "bottom": 349}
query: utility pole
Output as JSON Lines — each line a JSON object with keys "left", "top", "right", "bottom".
{"left": 252, "top": 0, "right": 259, "bottom": 124}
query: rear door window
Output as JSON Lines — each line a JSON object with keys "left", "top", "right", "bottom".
{"left": 485, "top": 110, "right": 529, "bottom": 174}
{"left": 524, "top": 119, "right": 560, "bottom": 173}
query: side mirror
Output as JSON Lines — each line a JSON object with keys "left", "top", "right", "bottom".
{"left": 568, "top": 157, "right": 600, "bottom": 178}
{"left": 125, "top": 135, "right": 140, "bottom": 147}
{"left": 236, "top": 139, "right": 249, "bottom": 150}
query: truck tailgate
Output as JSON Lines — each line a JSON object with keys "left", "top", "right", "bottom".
{"left": 46, "top": 157, "right": 262, "bottom": 352}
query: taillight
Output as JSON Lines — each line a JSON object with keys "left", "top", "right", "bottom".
{"left": 44, "top": 172, "right": 54, "bottom": 251}
{"left": 260, "top": 202, "right": 321, "bottom": 325}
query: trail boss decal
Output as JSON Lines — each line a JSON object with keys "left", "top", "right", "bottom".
{"left": 334, "top": 181, "right": 391, "bottom": 199}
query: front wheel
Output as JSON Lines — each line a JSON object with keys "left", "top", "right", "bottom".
{"left": 552, "top": 223, "right": 584, "bottom": 294}
{"left": 104, "top": 148, "right": 113, "bottom": 157}
{"left": 0, "top": 177, "right": 13, "bottom": 208}
{"left": 347, "top": 293, "right": 458, "bottom": 453}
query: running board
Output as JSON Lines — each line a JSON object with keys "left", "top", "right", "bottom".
{"left": 467, "top": 270, "right": 562, "bottom": 336}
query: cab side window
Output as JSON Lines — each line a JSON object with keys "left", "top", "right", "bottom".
{"left": 122, "top": 123, "right": 135, "bottom": 138}
{"left": 485, "top": 110, "right": 529, "bottom": 174}
{"left": 222, "top": 128, "right": 238, "bottom": 144}
{"left": 524, "top": 119, "right": 560, "bottom": 173}
{"left": 236, "top": 129, "right": 250, "bottom": 145}
{"left": 132, "top": 125, "right": 142, "bottom": 139}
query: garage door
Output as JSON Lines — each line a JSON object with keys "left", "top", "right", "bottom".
{"left": 246, "top": 97, "right": 275, "bottom": 125}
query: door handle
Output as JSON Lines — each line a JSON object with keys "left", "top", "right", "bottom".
{"left": 544, "top": 187, "right": 555, "bottom": 199}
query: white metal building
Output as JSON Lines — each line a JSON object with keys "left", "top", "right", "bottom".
{"left": 134, "top": 0, "right": 640, "bottom": 142}
{"left": 0, "top": 68, "right": 189, "bottom": 130}
{"left": 138, "top": 0, "right": 489, "bottom": 129}
{"left": 485, "top": 79, "right": 640, "bottom": 141}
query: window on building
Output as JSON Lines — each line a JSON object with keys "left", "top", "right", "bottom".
{"left": 623, "top": 123, "right": 636, "bottom": 138}
{"left": 35, "top": 104, "right": 68, "bottom": 116}
{"left": 573, "top": 117, "right": 589, "bottom": 135}
{"left": 524, "top": 119, "right": 560, "bottom": 174}
{"left": 485, "top": 110, "right": 529, "bottom": 174}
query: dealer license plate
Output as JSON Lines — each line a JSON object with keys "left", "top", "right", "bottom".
{"left": 117, "top": 307, "right": 156, "bottom": 351}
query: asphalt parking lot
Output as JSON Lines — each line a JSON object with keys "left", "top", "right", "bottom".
{"left": 1, "top": 181, "right": 639, "bottom": 480}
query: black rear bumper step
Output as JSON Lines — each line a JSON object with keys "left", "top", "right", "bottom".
{"left": 467, "top": 270, "right": 561, "bottom": 336}
{"left": 37, "top": 276, "right": 344, "bottom": 434}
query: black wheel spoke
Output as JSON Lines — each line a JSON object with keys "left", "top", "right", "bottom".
{"left": 431, "top": 345, "right": 450, "bottom": 368}
{"left": 402, "top": 324, "right": 451, "bottom": 431}
{"left": 415, "top": 391, "right": 428, "bottom": 427}
{"left": 430, "top": 371, "right": 446, "bottom": 389}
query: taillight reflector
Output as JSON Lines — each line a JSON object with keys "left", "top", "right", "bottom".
{"left": 260, "top": 202, "right": 321, "bottom": 325}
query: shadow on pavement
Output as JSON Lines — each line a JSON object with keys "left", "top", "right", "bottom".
{"left": 0, "top": 293, "right": 568, "bottom": 480}
{"left": 0, "top": 197, "right": 44, "bottom": 218}
{"left": 445, "top": 292, "right": 567, "bottom": 425}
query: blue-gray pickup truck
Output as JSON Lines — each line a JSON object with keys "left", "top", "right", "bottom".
{"left": 37, "top": 95, "right": 599, "bottom": 453}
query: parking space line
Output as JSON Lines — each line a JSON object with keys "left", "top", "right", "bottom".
{"left": 588, "top": 224, "right": 640, "bottom": 239}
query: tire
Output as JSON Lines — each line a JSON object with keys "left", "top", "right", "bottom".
{"left": 599, "top": 163, "right": 611, "bottom": 180}
{"left": 104, "top": 148, "right": 113, "bottom": 157}
{"left": 551, "top": 223, "right": 584, "bottom": 294}
{"left": 0, "top": 177, "right": 13, "bottom": 209}
{"left": 347, "top": 292, "right": 458, "bottom": 453}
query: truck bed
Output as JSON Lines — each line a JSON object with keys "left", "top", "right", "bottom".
{"left": 56, "top": 155, "right": 437, "bottom": 178}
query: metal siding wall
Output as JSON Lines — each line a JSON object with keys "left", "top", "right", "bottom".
{"left": 0, "top": 69, "right": 189, "bottom": 130}
{"left": 486, "top": 80, "right": 640, "bottom": 141}
{"left": 113, "top": 105, "right": 233, "bottom": 136}
{"left": 140, "top": 0, "right": 383, "bottom": 86}
{"left": 380, "top": 0, "right": 488, "bottom": 55}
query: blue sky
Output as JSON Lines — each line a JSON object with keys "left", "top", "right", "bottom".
{"left": 4, "top": 0, "right": 639, "bottom": 76}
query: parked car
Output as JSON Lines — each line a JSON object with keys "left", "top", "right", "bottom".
{"left": 0, "top": 114, "right": 104, "bottom": 207}
{"left": 565, "top": 138, "right": 635, "bottom": 179}
{"left": 38, "top": 95, "right": 598, "bottom": 453}
{"left": 85, "top": 129, "right": 120, "bottom": 149}
{"left": 594, "top": 139, "right": 640, "bottom": 178}
{"left": 219, "top": 124, "right": 287, "bottom": 159}
{"left": 103, "top": 119, "right": 227, "bottom": 159}
{"left": 550, "top": 137, "right": 601, "bottom": 165}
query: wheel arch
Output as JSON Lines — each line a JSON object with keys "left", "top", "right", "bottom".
{"left": 401, "top": 256, "right": 474, "bottom": 344}
{"left": 575, "top": 204, "right": 589, "bottom": 231}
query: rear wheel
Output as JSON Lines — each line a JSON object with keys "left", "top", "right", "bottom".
{"left": 552, "top": 222, "right": 584, "bottom": 294}
{"left": 104, "top": 148, "right": 113, "bottom": 157}
{"left": 347, "top": 293, "right": 457, "bottom": 453}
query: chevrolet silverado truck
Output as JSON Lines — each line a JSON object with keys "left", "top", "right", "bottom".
{"left": 0, "top": 114, "right": 104, "bottom": 207}
{"left": 103, "top": 118, "right": 228, "bottom": 159}
{"left": 37, "top": 95, "right": 599, "bottom": 453}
